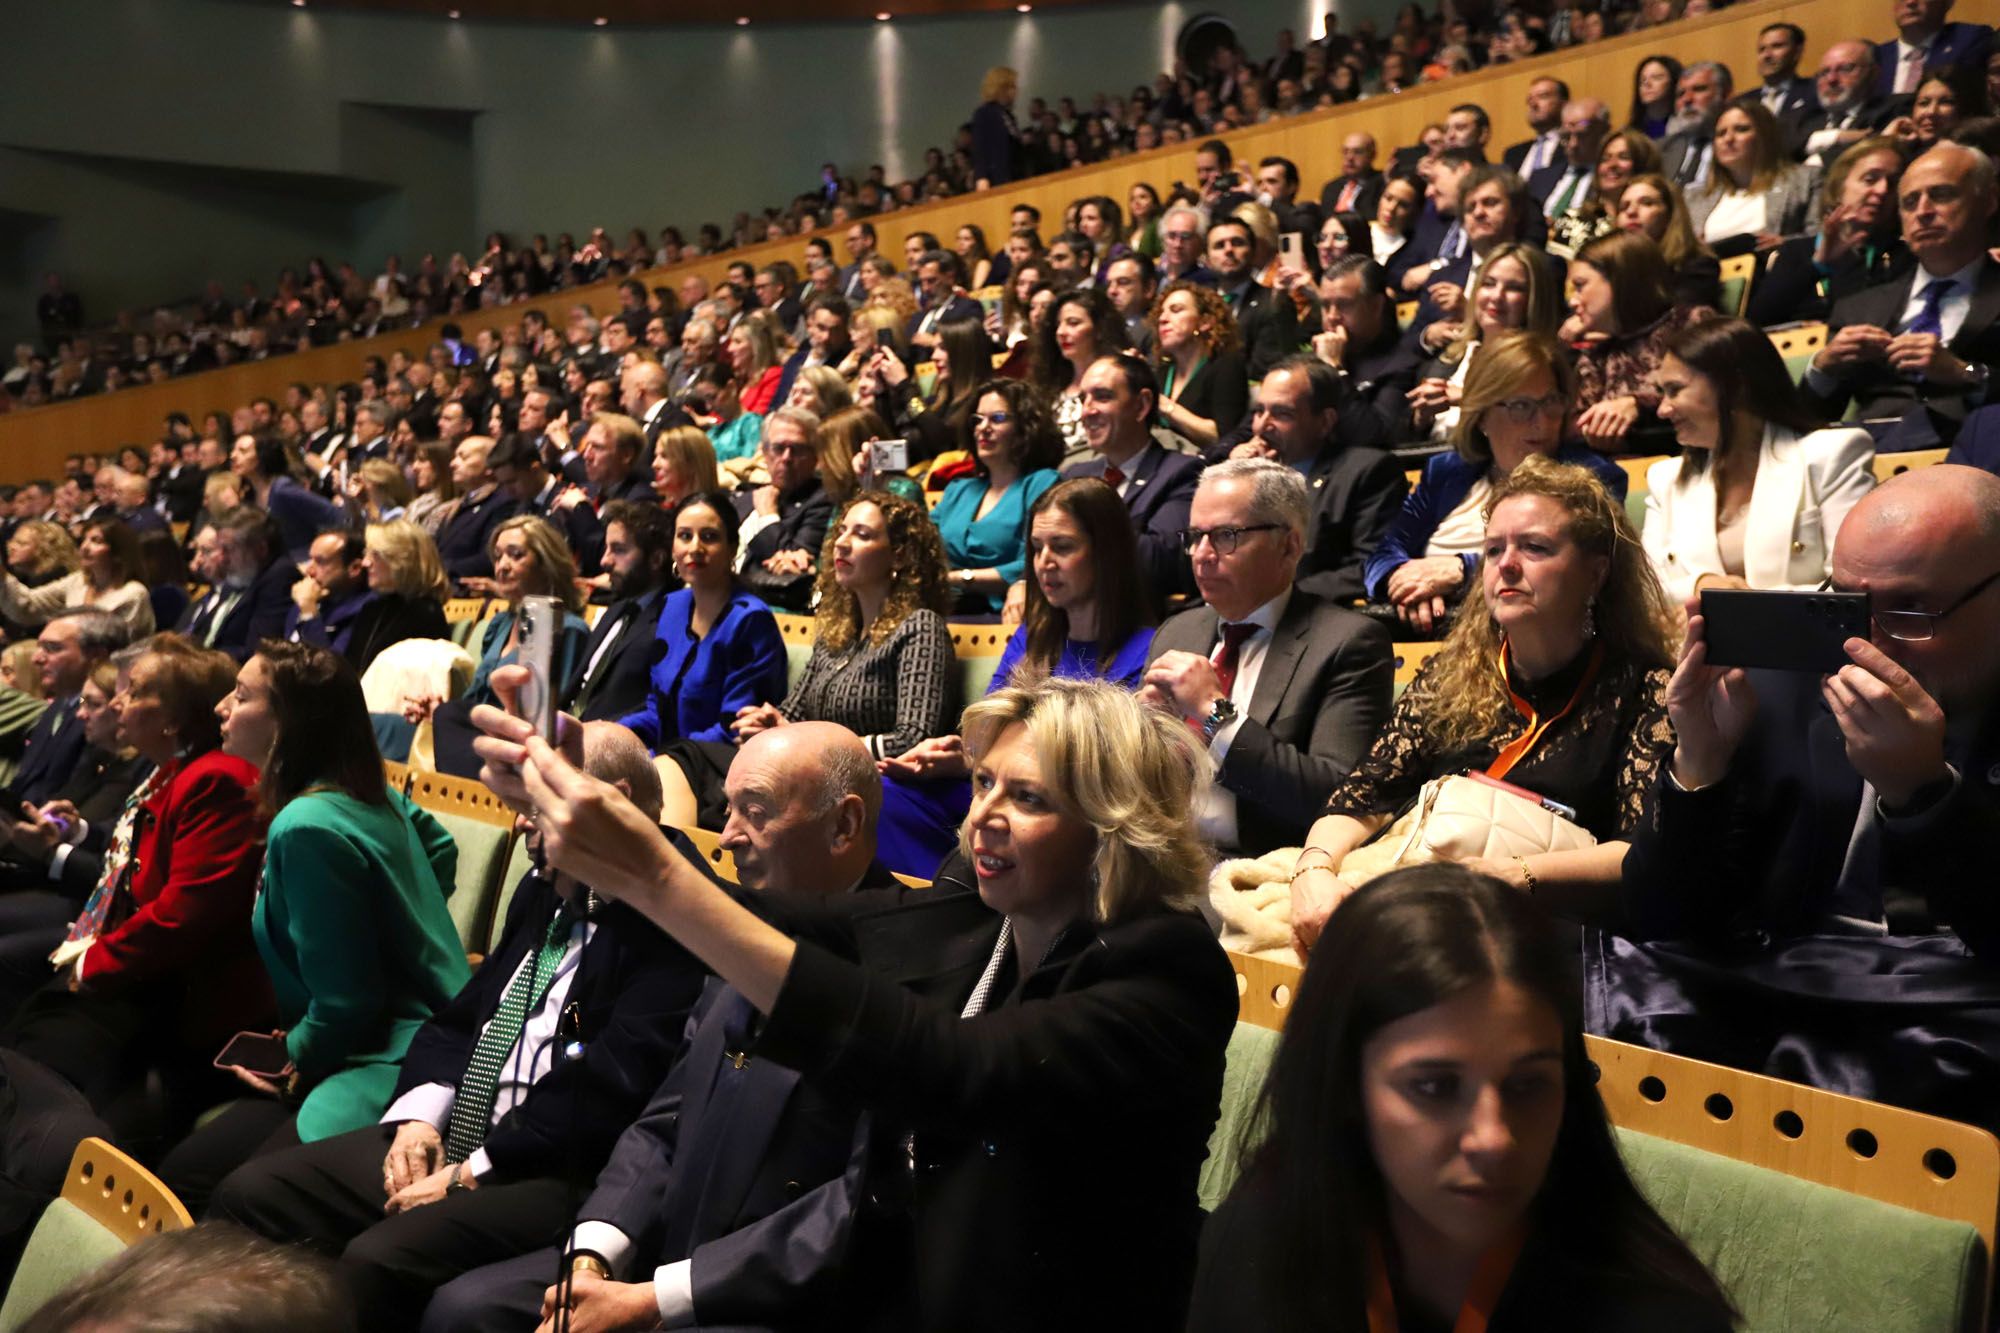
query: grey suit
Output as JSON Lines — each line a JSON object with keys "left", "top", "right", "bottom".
{"left": 1686, "top": 166, "right": 1817, "bottom": 245}
{"left": 1149, "top": 591, "right": 1392, "bottom": 854}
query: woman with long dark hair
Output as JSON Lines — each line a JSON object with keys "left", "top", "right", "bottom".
{"left": 1190, "top": 864, "right": 1735, "bottom": 1332}
{"left": 159, "top": 642, "right": 469, "bottom": 1211}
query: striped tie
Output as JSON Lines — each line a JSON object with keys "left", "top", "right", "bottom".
{"left": 443, "top": 902, "right": 577, "bottom": 1163}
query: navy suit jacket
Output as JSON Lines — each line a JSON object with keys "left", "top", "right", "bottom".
{"left": 209, "top": 557, "right": 297, "bottom": 663}
{"left": 1944, "top": 405, "right": 2000, "bottom": 476}
{"left": 12, "top": 695, "right": 88, "bottom": 808}
{"left": 904, "top": 294, "right": 984, "bottom": 344}
{"left": 435, "top": 486, "right": 522, "bottom": 582}
{"left": 1062, "top": 445, "right": 1202, "bottom": 601}
{"left": 1875, "top": 24, "right": 1994, "bottom": 98}
{"left": 525, "top": 484, "right": 606, "bottom": 577}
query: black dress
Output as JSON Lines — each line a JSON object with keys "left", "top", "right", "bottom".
{"left": 1162, "top": 351, "right": 1251, "bottom": 441}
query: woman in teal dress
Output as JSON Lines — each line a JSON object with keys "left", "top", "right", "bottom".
{"left": 159, "top": 641, "right": 471, "bottom": 1212}
{"left": 928, "top": 379, "right": 1064, "bottom": 616}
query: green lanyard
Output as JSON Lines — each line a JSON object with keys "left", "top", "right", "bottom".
{"left": 1163, "top": 355, "right": 1207, "bottom": 400}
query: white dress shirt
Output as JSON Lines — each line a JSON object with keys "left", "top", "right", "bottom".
{"left": 380, "top": 912, "right": 594, "bottom": 1181}
{"left": 1194, "top": 589, "right": 1290, "bottom": 849}
{"left": 1518, "top": 130, "right": 1561, "bottom": 178}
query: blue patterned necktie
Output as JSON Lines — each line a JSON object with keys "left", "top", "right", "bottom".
{"left": 443, "top": 902, "right": 577, "bottom": 1163}
{"left": 1903, "top": 278, "right": 1955, "bottom": 339}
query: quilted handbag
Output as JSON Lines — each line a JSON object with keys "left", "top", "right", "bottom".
{"left": 1337, "top": 773, "right": 1596, "bottom": 886}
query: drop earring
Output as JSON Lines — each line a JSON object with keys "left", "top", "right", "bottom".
{"left": 1582, "top": 597, "right": 1597, "bottom": 641}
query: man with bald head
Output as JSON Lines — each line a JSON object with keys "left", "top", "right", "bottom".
{"left": 1534, "top": 98, "right": 1610, "bottom": 218}
{"left": 1319, "top": 131, "right": 1384, "bottom": 219}
{"left": 1612, "top": 466, "right": 2000, "bottom": 1128}
{"left": 421, "top": 721, "right": 905, "bottom": 1332}
{"left": 1803, "top": 141, "right": 2000, "bottom": 448}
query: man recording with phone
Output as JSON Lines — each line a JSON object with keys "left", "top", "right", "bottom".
{"left": 1610, "top": 465, "right": 2000, "bottom": 1130}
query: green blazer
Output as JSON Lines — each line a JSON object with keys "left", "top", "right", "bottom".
{"left": 255, "top": 787, "right": 472, "bottom": 1141}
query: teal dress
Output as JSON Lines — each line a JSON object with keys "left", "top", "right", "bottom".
{"left": 255, "top": 787, "right": 472, "bottom": 1141}
{"left": 930, "top": 468, "right": 1060, "bottom": 613}
{"left": 708, "top": 412, "right": 764, "bottom": 464}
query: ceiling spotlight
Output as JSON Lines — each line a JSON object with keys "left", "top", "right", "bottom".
{"left": 875, "top": 10, "right": 890, "bottom": 19}
{"left": 447, "top": 7, "right": 460, "bottom": 14}
{"left": 290, "top": 0, "right": 305, "bottom": 7}
{"left": 735, "top": 13, "right": 749, "bottom": 22}
{"left": 1016, "top": 3, "right": 1031, "bottom": 10}
{"left": 594, "top": 15, "right": 609, "bottom": 24}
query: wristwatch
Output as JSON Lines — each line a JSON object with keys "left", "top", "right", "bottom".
{"left": 445, "top": 1163, "right": 471, "bottom": 1194}
{"left": 1199, "top": 696, "right": 1238, "bottom": 742}
{"left": 570, "top": 1253, "right": 611, "bottom": 1280}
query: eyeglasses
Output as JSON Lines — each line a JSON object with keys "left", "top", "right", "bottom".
{"left": 1823, "top": 570, "right": 2000, "bottom": 641}
{"left": 1487, "top": 392, "right": 1567, "bottom": 424}
{"left": 1178, "top": 523, "right": 1281, "bottom": 554}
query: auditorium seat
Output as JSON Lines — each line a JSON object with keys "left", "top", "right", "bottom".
{"left": 408, "top": 769, "right": 519, "bottom": 957}
{"left": 0, "top": 1138, "right": 191, "bottom": 1331}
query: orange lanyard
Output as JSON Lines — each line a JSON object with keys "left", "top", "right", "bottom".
{"left": 1485, "top": 640, "right": 1602, "bottom": 784}
{"left": 1366, "top": 1232, "right": 1525, "bottom": 1333}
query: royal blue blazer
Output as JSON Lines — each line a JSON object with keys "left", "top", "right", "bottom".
{"left": 619, "top": 587, "right": 788, "bottom": 749}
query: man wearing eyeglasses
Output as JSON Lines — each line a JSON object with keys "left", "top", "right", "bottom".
{"left": 1802, "top": 141, "right": 2000, "bottom": 450}
{"left": 1789, "top": 41, "right": 1901, "bottom": 168}
{"left": 1613, "top": 465, "right": 2000, "bottom": 1127}
{"left": 1142, "top": 459, "right": 1391, "bottom": 856}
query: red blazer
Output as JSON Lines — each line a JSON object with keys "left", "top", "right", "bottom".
{"left": 80, "top": 748, "right": 274, "bottom": 1048}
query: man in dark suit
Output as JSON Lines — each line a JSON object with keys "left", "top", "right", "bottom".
{"left": 211, "top": 723, "right": 706, "bottom": 1332}
{"left": 13, "top": 611, "right": 125, "bottom": 808}
{"left": 1801, "top": 142, "right": 2000, "bottom": 448}
{"left": 1753, "top": 22, "right": 1820, "bottom": 141}
{"left": 622, "top": 362, "right": 687, "bottom": 457}
{"left": 1389, "top": 149, "right": 1478, "bottom": 292}
{"left": 1944, "top": 404, "right": 2000, "bottom": 474}
{"left": 1502, "top": 77, "right": 1568, "bottom": 179}
{"left": 1319, "top": 132, "right": 1386, "bottom": 220}
{"left": 1792, "top": 41, "right": 1903, "bottom": 168}
{"left": 283, "top": 530, "right": 375, "bottom": 660}
{"left": 206, "top": 510, "right": 298, "bottom": 663}
{"left": 905, "top": 251, "right": 983, "bottom": 351}
{"left": 837, "top": 221, "right": 878, "bottom": 303}
{"left": 1062, "top": 356, "right": 1202, "bottom": 600}
{"left": 1533, "top": 99, "right": 1610, "bottom": 217}
{"left": 1614, "top": 467, "right": 2000, "bottom": 1129}
{"left": 579, "top": 414, "right": 656, "bottom": 509}
{"left": 1312, "top": 257, "right": 1423, "bottom": 444}
{"left": 487, "top": 433, "right": 605, "bottom": 578}
{"left": 568, "top": 501, "right": 673, "bottom": 724}
{"left": 1660, "top": 61, "right": 1734, "bottom": 192}
{"left": 1252, "top": 155, "right": 1322, "bottom": 241}
{"left": 1206, "top": 216, "right": 1303, "bottom": 378}
{"left": 1143, "top": 458, "right": 1392, "bottom": 856}
{"left": 421, "top": 722, "right": 911, "bottom": 1332}
{"left": 771, "top": 294, "right": 853, "bottom": 408}
{"left": 434, "top": 437, "right": 521, "bottom": 585}
{"left": 1875, "top": 0, "right": 1993, "bottom": 99}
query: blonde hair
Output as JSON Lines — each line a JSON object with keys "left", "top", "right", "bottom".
{"left": 1443, "top": 244, "right": 1563, "bottom": 367}
{"left": 728, "top": 314, "right": 781, "bottom": 378}
{"left": 2, "top": 641, "right": 42, "bottom": 698}
{"left": 358, "top": 458, "right": 413, "bottom": 511}
{"left": 489, "top": 514, "right": 585, "bottom": 614}
{"left": 364, "top": 519, "right": 449, "bottom": 601}
{"left": 981, "top": 65, "right": 1019, "bottom": 103}
{"left": 866, "top": 277, "right": 920, "bottom": 324}
{"left": 851, "top": 306, "right": 910, "bottom": 361}
{"left": 960, "top": 677, "right": 1211, "bottom": 922}
{"left": 203, "top": 471, "right": 245, "bottom": 514}
{"left": 1452, "top": 330, "right": 1578, "bottom": 464}
{"left": 817, "top": 405, "right": 879, "bottom": 503}
{"left": 653, "top": 425, "right": 721, "bottom": 496}
{"left": 10, "top": 520, "right": 78, "bottom": 577}
{"left": 1229, "top": 200, "right": 1280, "bottom": 257}
{"left": 795, "top": 364, "right": 852, "bottom": 417}
{"left": 1414, "top": 455, "right": 1679, "bottom": 753}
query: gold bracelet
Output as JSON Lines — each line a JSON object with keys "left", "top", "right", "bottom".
{"left": 1290, "top": 859, "right": 1337, "bottom": 884}
{"left": 570, "top": 1253, "right": 611, "bottom": 1280}
{"left": 1513, "top": 855, "right": 1540, "bottom": 896}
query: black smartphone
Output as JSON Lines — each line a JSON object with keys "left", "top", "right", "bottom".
{"left": 214, "top": 1030, "right": 294, "bottom": 1078}
{"left": 1700, "top": 589, "right": 1871, "bottom": 674}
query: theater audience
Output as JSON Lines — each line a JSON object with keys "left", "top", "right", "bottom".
{"left": 1614, "top": 465, "right": 2000, "bottom": 1129}
{"left": 211, "top": 722, "right": 705, "bottom": 1329}
{"left": 336, "top": 520, "right": 451, "bottom": 678}
{"left": 1150, "top": 281, "right": 1249, "bottom": 450}
{"left": 1034, "top": 287, "right": 1129, "bottom": 455}
{"left": 732, "top": 490, "right": 955, "bottom": 763}
{"left": 158, "top": 643, "right": 470, "bottom": 1212}
{"left": 1146, "top": 460, "right": 1391, "bottom": 855}
{"left": 931, "top": 380, "right": 1062, "bottom": 615}
{"left": 201, "top": 511, "right": 298, "bottom": 661}
{"left": 1062, "top": 355, "right": 1200, "bottom": 600}
{"left": 1795, "top": 41, "right": 1903, "bottom": 170}
{"left": 1295, "top": 456, "right": 1679, "bottom": 947}
{"left": 1616, "top": 174, "right": 1723, "bottom": 307}
{"left": 1190, "top": 864, "right": 1736, "bottom": 1333}
{"left": 733, "top": 406, "right": 833, "bottom": 612}
{"left": 882, "top": 317, "right": 984, "bottom": 462}
{"left": 1686, "top": 99, "right": 1816, "bottom": 252}
{"left": 485, "top": 434, "right": 606, "bottom": 580}
{"left": 1, "top": 611, "right": 126, "bottom": 815}
{"left": 1567, "top": 232, "right": 1716, "bottom": 452}
{"left": 1892, "top": 68, "right": 1987, "bottom": 157}
{"left": 1646, "top": 317, "right": 1877, "bottom": 601}
{"left": 233, "top": 433, "right": 340, "bottom": 560}
{"left": 727, "top": 317, "right": 785, "bottom": 415}
{"left": 470, "top": 674, "right": 1236, "bottom": 1331}
{"left": 1749, "top": 137, "right": 1905, "bottom": 326}
{"left": 1209, "top": 215, "right": 1305, "bottom": 376}
{"left": 3, "top": 634, "right": 267, "bottom": 1146}
{"left": 1802, "top": 141, "right": 2000, "bottom": 450}
{"left": 0, "top": 517, "right": 154, "bottom": 640}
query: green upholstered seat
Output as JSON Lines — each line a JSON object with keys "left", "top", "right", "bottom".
{"left": 0, "top": 1200, "right": 126, "bottom": 1331}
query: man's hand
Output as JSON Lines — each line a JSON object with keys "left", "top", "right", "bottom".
{"left": 1886, "top": 333, "right": 1977, "bottom": 386}
{"left": 1664, "top": 609, "right": 1758, "bottom": 791}
{"left": 1425, "top": 281, "right": 1466, "bottom": 319}
{"left": 382, "top": 1121, "right": 443, "bottom": 1198}
{"left": 1812, "top": 323, "right": 1892, "bottom": 372}
{"left": 761, "top": 549, "right": 814, "bottom": 576}
{"left": 553, "top": 485, "right": 591, "bottom": 513}
{"left": 1310, "top": 326, "right": 1349, "bottom": 369}
{"left": 1142, "top": 650, "right": 1226, "bottom": 723}
{"left": 290, "top": 577, "right": 322, "bottom": 616}
{"left": 536, "top": 1270, "right": 664, "bottom": 1333}
{"left": 1575, "top": 395, "right": 1639, "bottom": 450}
{"left": 751, "top": 484, "right": 781, "bottom": 518}
{"left": 6, "top": 801, "right": 64, "bottom": 859}
{"left": 1228, "top": 438, "right": 1277, "bottom": 461}
{"left": 1822, "top": 637, "right": 1949, "bottom": 808}
{"left": 384, "top": 1162, "right": 472, "bottom": 1215}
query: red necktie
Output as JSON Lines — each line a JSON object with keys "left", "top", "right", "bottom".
{"left": 1337, "top": 179, "right": 1360, "bottom": 212}
{"left": 1102, "top": 464, "right": 1127, "bottom": 490}
{"left": 1212, "top": 621, "right": 1258, "bottom": 700}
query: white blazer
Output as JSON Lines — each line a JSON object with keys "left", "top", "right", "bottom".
{"left": 1642, "top": 424, "right": 1877, "bottom": 604}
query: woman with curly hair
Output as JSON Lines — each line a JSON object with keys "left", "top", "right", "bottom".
{"left": 1150, "top": 280, "right": 1247, "bottom": 449}
{"left": 1032, "top": 287, "right": 1129, "bottom": 456}
{"left": 931, "top": 379, "right": 1066, "bottom": 614}
{"left": 1294, "top": 455, "right": 1680, "bottom": 950}
{"left": 730, "top": 491, "right": 956, "bottom": 762}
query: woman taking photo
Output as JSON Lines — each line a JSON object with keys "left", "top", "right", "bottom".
{"left": 159, "top": 642, "right": 470, "bottom": 1211}
{"left": 1614, "top": 174, "right": 1721, "bottom": 308}
{"left": 346, "top": 519, "right": 452, "bottom": 677}
{"left": 1747, "top": 138, "right": 1903, "bottom": 327}
{"left": 1033, "top": 288, "right": 1129, "bottom": 455}
{"left": 1407, "top": 245, "right": 1563, "bottom": 443}
{"left": 623, "top": 492, "right": 788, "bottom": 826}
{"left": 1566, "top": 232, "right": 1714, "bottom": 453}
{"left": 1645, "top": 317, "right": 1875, "bottom": 602}
{"left": 474, "top": 674, "right": 1236, "bottom": 1332}
{"left": 1191, "top": 863, "right": 1734, "bottom": 1332}
{"left": 1374, "top": 334, "right": 1628, "bottom": 634}
{"left": 1686, "top": 100, "right": 1813, "bottom": 253}
{"left": 876, "top": 477, "right": 1158, "bottom": 876}
{"left": 731, "top": 491, "right": 955, "bottom": 763}
{"left": 1297, "top": 455, "right": 1679, "bottom": 944}
{"left": 1151, "top": 281, "right": 1248, "bottom": 450}
{"left": 0, "top": 518, "right": 154, "bottom": 640}
{"left": 931, "top": 380, "right": 1064, "bottom": 616}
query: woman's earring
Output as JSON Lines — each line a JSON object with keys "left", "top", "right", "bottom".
{"left": 1582, "top": 597, "right": 1597, "bottom": 641}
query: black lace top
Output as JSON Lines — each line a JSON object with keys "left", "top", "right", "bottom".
{"left": 1322, "top": 647, "right": 1674, "bottom": 841}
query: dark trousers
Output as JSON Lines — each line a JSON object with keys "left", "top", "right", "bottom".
{"left": 210, "top": 1124, "right": 575, "bottom": 1332}
{"left": 421, "top": 1246, "right": 557, "bottom": 1333}
{"left": 157, "top": 1097, "right": 299, "bottom": 1218}
{"left": 0, "top": 891, "right": 71, "bottom": 1026}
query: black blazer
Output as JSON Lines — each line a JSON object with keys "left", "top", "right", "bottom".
{"left": 1228, "top": 281, "right": 1306, "bottom": 379}
{"left": 1062, "top": 446, "right": 1202, "bottom": 602}
{"left": 570, "top": 584, "right": 670, "bottom": 722}
{"left": 435, "top": 485, "right": 522, "bottom": 582}
{"left": 1945, "top": 404, "right": 2000, "bottom": 476}
{"left": 43, "top": 750, "right": 151, "bottom": 900}
{"left": 344, "top": 593, "right": 449, "bottom": 678}
{"left": 1150, "top": 593, "right": 1391, "bottom": 852}
{"left": 1800, "top": 257, "right": 2000, "bottom": 442}
{"left": 754, "top": 888, "right": 1238, "bottom": 1333}
{"left": 904, "top": 294, "right": 984, "bottom": 344}
{"left": 1318, "top": 170, "right": 1385, "bottom": 221}
{"left": 390, "top": 873, "right": 705, "bottom": 1184}
{"left": 1343, "top": 326, "right": 1426, "bottom": 444}
{"left": 1746, "top": 235, "right": 1907, "bottom": 328}
{"left": 1296, "top": 440, "right": 1409, "bottom": 604}
{"left": 1787, "top": 97, "right": 1904, "bottom": 160}
{"left": 525, "top": 487, "right": 607, "bottom": 577}
{"left": 12, "top": 697, "right": 89, "bottom": 810}
{"left": 736, "top": 479, "right": 835, "bottom": 568}
{"left": 208, "top": 557, "right": 295, "bottom": 664}
{"left": 1162, "top": 351, "right": 1250, "bottom": 440}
